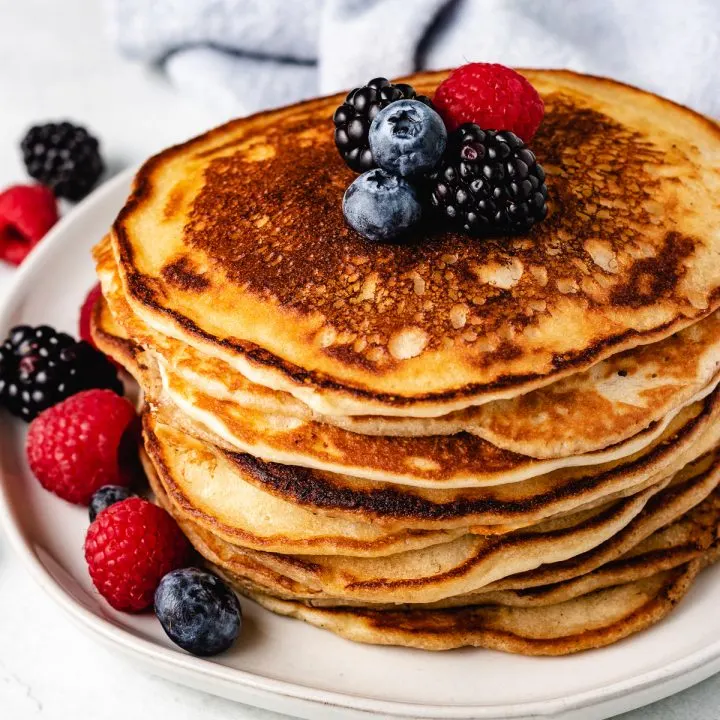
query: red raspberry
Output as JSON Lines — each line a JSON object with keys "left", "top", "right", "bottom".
{"left": 26, "top": 389, "right": 136, "bottom": 505}
{"left": 0, "top": 184, "right": 58, "bottom": 266}
{"left": 79, "top": 282, "right": 103, "bottom": 348}
{"left": 85, "top": 498, "right": 190, "bottom": 612}
{"left": 434, "top": 63, "right": 544, "bottom": 141}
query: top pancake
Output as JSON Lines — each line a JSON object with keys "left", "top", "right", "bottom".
{"left": 111, "top": 69, "right": 720, "bottom": 417}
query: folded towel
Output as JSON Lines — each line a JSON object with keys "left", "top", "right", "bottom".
{"left": 108, "top": 0, "right": 720, "bottom": 120}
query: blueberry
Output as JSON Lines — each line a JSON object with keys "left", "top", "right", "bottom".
{"left": 89, "top": 485, "right": 133, "bottom": 522}
{"left": 369, "top": 99, "right": 447, "bottom": 177}
{"left": 343, "top": 168, "right": 422, "bottom": 242}
{"left": 154, "top": 568, "right": 242, "bottom": 657}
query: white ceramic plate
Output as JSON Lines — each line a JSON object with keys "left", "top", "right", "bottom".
{"left": 3, "top": 170, "right": 720, "bottom": 720}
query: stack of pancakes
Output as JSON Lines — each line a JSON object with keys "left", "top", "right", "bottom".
{"left": 92, "top": 70, "right": 720, "bottom": 654}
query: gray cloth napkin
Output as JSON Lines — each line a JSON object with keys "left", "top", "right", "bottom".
{"left": 108, "top": 0, "right": 720, "bottom": 120}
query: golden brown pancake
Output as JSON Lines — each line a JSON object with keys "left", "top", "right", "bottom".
{"left": 142, "top": 416, "right": 720, "bottom": 605}
{"left": 144, "top": 442, "right": 720, "bottom": 612}
{"left": 204, "top": 395, "right": 720, "bottom": 531}
{"left": 96, "top": 239, "right": 720, "bottom": 460}
{"left": 94, "top": 66, "right": 720, "bottom": 655}
{"left": 93, "top": 296, "right": 720, "bottom": 533}
{"left": 149, "top": 451, "right": 718, "bottom": 655}
{"left": 143, "top": 415, "right": 465, "bottom": 557}
{"left": 92, "top": 269, "right": 720, "bottom": 490}
{"left": 243, "top": 561, "right": 707, "bottom": 654}
{"left": 109, "top": 70, "right": 720, "bottom": 418}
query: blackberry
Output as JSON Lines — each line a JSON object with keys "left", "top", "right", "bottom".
{"left": 21, "top": 122, "right": 104, "bottom": 201}
{"left": 429, "top": 125, "right": 548, "bottom": 236}
{"left": 0, "top": 325, "right": 122, "bottom": 421}
{"left": 333, "top": 78, "right": 432, "bottom": 173}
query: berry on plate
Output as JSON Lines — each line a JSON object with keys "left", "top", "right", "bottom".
{"left": 0, "top": 325, "right": 123, "bottom": 421}
{"left": 79, "top": 282, "right": 103, "bottom": 348}
{"left": 85, "top": 497, "right": 190, "bottom": 612}
{"left": 26, "top": 389, "right": 137, "bottom": 504}
{"left": 333, "top": 78, "right": 433, "bottom": 173}
{"left": 89, "top": 484, "right": 135, "bottom": 522}
{"left": 21, "top": 121, "right": 104, "bottom": 201}
{"left": 434, "top": 63, "right": 544, "bottom": 141}
{"left": 369, "top": 99, "right": 447, "bottom": 178}
{"left": 155, "top": 568, "right": 242, "bottom": 656}
{"left": 0, "top": 184, "right": 58, "bottom": 266}
{"left": 343, "top": 168, "right": 422, "bottom": 242}
{"left": 429, "top": 125, "right": 548, "bottom": 235}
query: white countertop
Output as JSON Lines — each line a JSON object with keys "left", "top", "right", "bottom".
{"left": 0, "top": 2, "right": 718, "bottom": 719}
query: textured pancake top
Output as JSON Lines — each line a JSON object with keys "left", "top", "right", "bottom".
{"left": 112, "top": 70, "right": 720, "bottom": 416}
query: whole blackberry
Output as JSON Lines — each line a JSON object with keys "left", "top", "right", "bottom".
{"left": 0, "top": 326, "right": 122, "bottom": 421}
{"left": 21, "top": 122, "right": 104, "bottom": 201}
{"left": 429, "top": 125, "right": 548, "bottom": 235}
{"left": 333, "top": 78, "right": 432, "bottom": 173}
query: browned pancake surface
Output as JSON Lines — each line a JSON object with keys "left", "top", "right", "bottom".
{"left": 112, "top": 70, "right": 720, "bottom": 414}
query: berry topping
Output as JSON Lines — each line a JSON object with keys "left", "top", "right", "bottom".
{"left": 85, "top": 497, "right": 190, "bottom": 612}
{"left": 79, "top": 282, "right": 103, "bottom": 348}
{"left": 343, "top": 169, "right": 422, "bottom": 242}
{"left": 429, "top": 125, "right": 548, "bottom": 236}
{"left": 434, "top": 63, "right": 544, "bottom": 141}
{"left": 0, "top": 185, "right": 58, "bottom": 266}
{"left": 26, "top": 389, "right": 136, "bottom": 505}
{"left": 369, "top": 99, "right": 447, "bottom": 178}
{"left": 333, "top": 78, "right": 432, "bottom": 173}
{"left": 89, "top": 484, "right": 135, "bottom": 522}
{"left": 155, "top": 568, "right": 242, "bottom": 656}
{"left": 0, "top": 325, "right": 123, "bottom": 421}
{"left": 21, "top": 121, "right": 104, "bottom": 201}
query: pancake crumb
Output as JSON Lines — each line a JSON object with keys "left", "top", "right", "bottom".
{"left": 388, "top": 327, "right": 429, "bottom": 360}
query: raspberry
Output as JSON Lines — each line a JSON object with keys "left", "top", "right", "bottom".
{"left": 26, "top": 389, "right": 136, "bottom": 504}
{"left": 0, "top": 185, "right": 58, "bottom": 266}
{"left": 79, "top": 283, "right": 103, "bottom": 348}
{"left": 434, "top": 63, "right": 544, "bottom": 141}
{"left": 85, "top": 498, "right": 191, "bottom": 612}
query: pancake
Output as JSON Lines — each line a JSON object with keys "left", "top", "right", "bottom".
{"left": 150, "top": 443, "right": 673, "bottom": 605}
{"left": 91, "top": 273, "right": 720, "bottom": 493}
{"left": 142, "top": 414, "right": 464, "bottom": 557}
{"left": 110, "top": 70, "right": 720, "bottom": 418}
{"left": 244, "top": 560, "right": 706, "bottom": 654}
{"left": 205, "top": 392, "right": 720, "bottom": 530}
{"left": 478, "top": 453, "right": 720, "bottom": 593}
{"left": 146, "top": 449, "right": 720, "bottom": 605}
{"left": 144, "top": 444, "right": 719, "bottom": 612}
{"left": 113, "top": 316, "right": 720, "bottom": 531}
{"left": 158, "top": 360, "right": 719, "bottom": 489}
{"left": 91, "top": 287, "right": 141, "bottom": 372}
{"left": 96, "top": 287, "right": 720, "bottom": 498}
{"left": 104, "top": 297, "right": 720, "bottom": 531}
{"left": 95, "top": 238, "right": 720, "bottom": 461}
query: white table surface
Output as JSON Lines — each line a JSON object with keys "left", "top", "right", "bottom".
{"left": 0, "top": 2, "right": 718, "bottom": 719}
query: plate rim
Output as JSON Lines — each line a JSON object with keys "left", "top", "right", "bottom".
{"left": 2, "top": 168, "right": 720, "bottom": 720}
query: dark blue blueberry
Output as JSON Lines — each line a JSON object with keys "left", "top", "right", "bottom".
{"left": 343, "top": 168, "right": 422, "bottom": 242}
{"left": 369, "top": 99, "right": 447, "bottom": 177}
{"left": 88, "top": 485, "right": 134, "bottom": 522}
{"left": 154, "top": 568, "right": 242, "bottom": 657}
